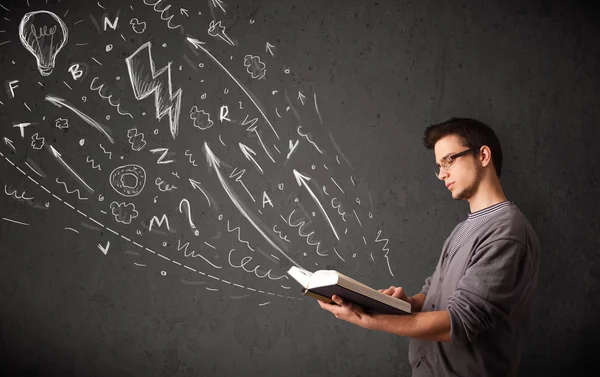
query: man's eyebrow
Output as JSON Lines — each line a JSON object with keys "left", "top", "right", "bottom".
{"left": 436, "top": 153, "right": 453, "bottom": 166}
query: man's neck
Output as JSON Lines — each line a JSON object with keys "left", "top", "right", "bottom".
{"left": 467, "top": 179, "right": 507, "bottom": 213}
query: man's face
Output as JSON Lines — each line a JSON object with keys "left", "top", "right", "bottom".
{"left": 434, "top": 135, "right": 482, "bottom": 200}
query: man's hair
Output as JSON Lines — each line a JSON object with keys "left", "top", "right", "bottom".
{"left": 423, "top": 117, "right": 503, "bottom": 178}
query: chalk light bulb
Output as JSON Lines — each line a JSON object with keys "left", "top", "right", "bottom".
{"left": 18, "top": 10, "right": 69, "bottom": 76}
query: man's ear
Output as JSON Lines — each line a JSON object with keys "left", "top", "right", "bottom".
{"left": 480, "top": 146, "right": 492, "bottom": 168}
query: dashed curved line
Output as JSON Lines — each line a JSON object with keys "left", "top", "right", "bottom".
{"left": 226, "top": 220, "right": 256, "bottom": 251}
{"left": 0, "top": 150, "right": 297, "bottom": 300}
{"left": 56, "top": 178, "right": 88, "bottom": 200}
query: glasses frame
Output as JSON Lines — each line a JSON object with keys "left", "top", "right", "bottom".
{"left": 434, "top": 146, "right": 482, "bottom": 178}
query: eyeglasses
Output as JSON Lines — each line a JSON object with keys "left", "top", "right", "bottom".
{"left": 434, "top": 146, "right": 481, "bottom": 178}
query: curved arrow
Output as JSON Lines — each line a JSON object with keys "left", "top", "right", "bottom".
{"left": 204, "top": 142, "right": 300, "bottom": 268}
{"left": 293, "top": 169, "right": 339, "bottom": 241}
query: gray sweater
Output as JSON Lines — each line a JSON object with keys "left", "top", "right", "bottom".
{"left": 408, "top": 201, "right": 541, "bottom": 377}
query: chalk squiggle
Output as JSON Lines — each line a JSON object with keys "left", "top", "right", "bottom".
{"left": 284, "top": 209, "right": 328, "bottom": 256}
{"left": 90, "top": 77, "right": 133, "bottom": 118}
{"left": 56, "top": 178, "right": 88, "bottom": 200}
{"left": 99, "top": 144, "right": 112, "bottom": 159}
{"left": 297, "top": 125, "right": 323, "bottom": 154}
{"left": 143, "top": 0, "right": 181, "bottom": 30}
{"left": 86, "top": 156, "right": 101, "bottom": 170}
{"left": 4, "top": 185, "right": 34, "bottom": 201}
{"left": 375, "top": 230, "right": 394, "bottom": 276}
{"left": 226, "top": 220, "right": 255, "bottom": 251}
{"left": 185, "top": 150, "right": 198, "bottom": 166}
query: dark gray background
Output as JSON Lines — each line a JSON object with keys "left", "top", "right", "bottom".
{"left": 0, "top": 0, "right": 598, "bottom": 376}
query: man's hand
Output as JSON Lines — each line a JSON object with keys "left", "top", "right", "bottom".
{"left": 317, "top": 295, "right": 374, "bottom": 329}
{"left": 378, "top": 286, "right": 413, "bottom": 306}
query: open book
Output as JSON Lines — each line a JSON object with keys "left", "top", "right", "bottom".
{"left": 287, "top": 266, "right": 411, "bottom": 315}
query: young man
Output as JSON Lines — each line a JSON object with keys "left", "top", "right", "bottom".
{"left": 318, "top": 118, "right": 541, "bottom": 377}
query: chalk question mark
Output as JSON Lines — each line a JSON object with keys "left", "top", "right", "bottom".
{"left": 179, "top": 198, "right": 199, "bottom": 236}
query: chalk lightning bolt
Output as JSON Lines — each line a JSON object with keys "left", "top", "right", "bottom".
{"left": 125, "top": 42, "right": 183, "bottom": 139}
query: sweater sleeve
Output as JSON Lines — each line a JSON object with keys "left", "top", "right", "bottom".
{"left": 447, "top": 239, "right": 532, "bottom": 345}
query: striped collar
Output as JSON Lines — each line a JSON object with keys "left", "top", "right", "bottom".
{"left": 467, "top": 200, "right": 513, "bottom": 220}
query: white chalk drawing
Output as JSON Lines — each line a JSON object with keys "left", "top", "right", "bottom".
{"left": 56, "top": 178, "right": 88, "bottom": 200}
{"left": 241, "top": 115, "right": 276, "bottom": 163}
{"left": 155, "top": 177, "right": 177, "bottom": 192}
{"left": 54, "top": 117, "right": 68, "bottom": 129}
{"left": 211, "top": 0, "right": 227, "bottom": 14}
{"left": 3, "top": 137, "right": 16, "bottom": 151}
{"left": 330, "top": 177, "right": 345, "bottom": 194}
{"left": 30, "top": 133, "right": 44, "bottom": 150}
{"left": 185, "top": 150, "right": 198, "bottom": 166}
{"left": 177, "top": 240, "right": 222, "bottom": 269}
{"left": 18, "top": 11, "right": 68, "bottom": 76}
{"left": 208, "top": 20, "right": 234, "bottom": 46}
{"left": 109, "top": 164, "right": 147, "bottom": 197}
{"left": 68, "top": 63, "right": 84, "bottom": 80}
{"left": 243, "top": 55, "right": 266, "bottom": 80}
{"left": 189, "top": 178, "right": 212, "bottom": 207}
{"left": 297, "top": 90, "right": 306, "bottom": 105}
{"left": 49, "top": 146, "right": 95, "bottom": 194}
{"left": 4, "top": 185, "right": 34, "bottom": 201}
{"left": 178, "top": 199, "right": 199, "bottom": 236}
{"left": 109, "top": 201, "right": 139, "bottom": 224}
{"left": 127, "top": 128, "right": 146, "bottom": 151}
{"left": 297, "top": 125, "right": 323, "bottom": 154}
{"left": 286, "top": 139, "right": 299, "bottom": 160}
{"left": 149, "top": 214, "right": 170, "bottom": 232}
{"left": 187, "top": 37, "right": 280, "bottom": 140}
{"left": 239, "top": 142, "right": 264, "bottom": 174}
{"left": 375, "top": 230, "right": 394, "bottom": 276}
{"left": 13, "top": 122, "right": 31, "bottom": 138}
{"left": 129, "top": 18, "right": 146, "bottom": 34}
{"left": 272, "top": 225, "right": 291, "bottom": 242}
{"left": 90, "top": 77, "right": 134, "bottom": 118}
{"left": 142, "top": 0, "right": 181, "bottom": 30}
{"left": 98, "top": 241, "right": 110, "bottom": 255}
{"left": 180, "top": 8, "right": 189, "bottom": 17}
{"left": 204, "top": 143, "right": 301, "bottom": 267}
{"left": 99, "top": 143, "right": 112, "bottom": 159}
{"left": 190, "top": 106, "right": 213, "bottom": 130}
{"left": 229, "top": 167, "right": 255, "bottom": 202}
{"left": 0, "top": 150, "right": 297, "bottom": 300}
{"left": 283, "top": 209, "right": 327, "bottom": 256}
{"left": 126, "top": 42, "right": 182, "bottom": 139}
{"left": 64, "top": 227, "right": 79, "bottom": 233}
{"left": 103, "top": 13, "right": 119, "bottom": 30}
{"left": 2, "top": 217, "right": 29, "bottom": 226}
{"left": 331, "top": 198, "right": 350, "bottom": 223}
{"left": 25, "top": 158, "right": 45, "bottom": 177}
{"left": 293, "top": 170, "right": 339, "bottom": 240}
{"left": 149, "top": 147, "right": 175, "bottom": 164}
{"left": 262, "top": 191, "right": 273, "bottom": 208}
{"left": 86, "top": 156, "right": 101, "bottom": 170}
{"left": 265, "top": 42, "right": 275, "bottom": 57}
{"left": 228, "top": 248, "right": 286, "bottom": 280}
{"left": 314, "top": 93, "right": 324, "bottom": 124}
{"left": 45, "top": 95, "right": 114, "bottom": 143}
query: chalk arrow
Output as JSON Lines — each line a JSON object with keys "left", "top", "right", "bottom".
{"left": 265, "top": 42, "right": 275, "bottom": 57}
{"left": 204, "top": 142, "right": 300, "bottom": 267}
{"left": 189, "top": 178, "right": 212, "bottom": 207}
{"left": 211, "top": 0, "right": 227, "bottom": 14}
{"left": 98, "top": 241, "right": 110, "bottom": 255}
{"left": 180, "top": 8, "right": 189, "bottom": 17}
{"left": 3, "top": 137, "right": 15, "bottom": 151}
{"left": 297, "top": 91, "right": 306, "bottom": 105}
{"left": 239, "top": 143, "right": 264, "bottom": 174}
{"left": 293, "top": 169, "right": 340, "bottom": 240}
